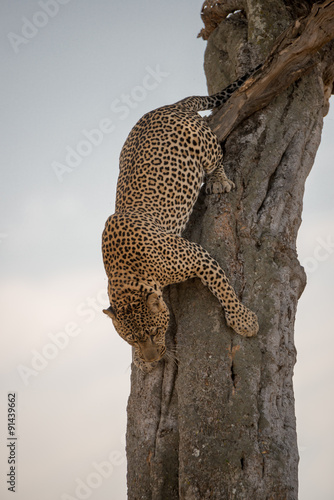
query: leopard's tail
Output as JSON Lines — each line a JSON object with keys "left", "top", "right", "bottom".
{"left": 175, "top": 64, "right": 261, "bottom": 112}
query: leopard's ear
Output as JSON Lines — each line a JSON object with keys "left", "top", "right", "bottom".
{"left": 103, "top": 305, "right": 117, "bottom": 321}
{"left": 147, "top": 292, "right": 164, "bottom": 314}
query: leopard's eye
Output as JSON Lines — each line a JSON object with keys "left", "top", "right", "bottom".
{"left": 126, "top": 335, "right": 137, "bottom": 345}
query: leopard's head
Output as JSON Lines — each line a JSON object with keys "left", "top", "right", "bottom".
{"left": 103, "top": 288, "right": 169, "bottom": 366}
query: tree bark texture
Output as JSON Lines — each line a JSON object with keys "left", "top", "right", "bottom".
{"left": 126, "top": 2, "right": 334, "bottom": 499}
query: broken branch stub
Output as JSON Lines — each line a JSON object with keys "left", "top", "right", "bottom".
{"left": 208, "top": 0, "right": 334, "bottom": 142}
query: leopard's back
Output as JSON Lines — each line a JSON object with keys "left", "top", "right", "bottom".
{"left": 115, "top": 106, "right": 217, "bottom": 234}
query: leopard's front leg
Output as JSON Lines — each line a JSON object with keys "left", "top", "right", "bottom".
{"left": 197, "top": 255, "right": 258, "bottom": 337}
{"left": 159, "top": 235, "right": 259, "bottom": 337}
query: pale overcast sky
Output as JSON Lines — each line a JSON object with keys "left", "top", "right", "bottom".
{"left": 1, "top": 1, "right": 333, "bottom": 499}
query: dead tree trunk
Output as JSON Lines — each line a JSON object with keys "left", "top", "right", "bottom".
{"left": 126, "top": 2, "right": 334, "bottom": 499}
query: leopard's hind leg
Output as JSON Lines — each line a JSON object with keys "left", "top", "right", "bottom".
{"left": 199, "top": 125, "right": 235, "bottom": 194}
{"left": 205, "top": 160, "right": 235, "bottom": 194}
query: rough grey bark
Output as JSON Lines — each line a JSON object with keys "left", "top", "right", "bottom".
{"left": 126, "top": 2, "right": 333, "bottom": 499}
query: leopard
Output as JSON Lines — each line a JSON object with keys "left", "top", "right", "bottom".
{"left": 102, "top": 68, "right": 260, "bottom": 370}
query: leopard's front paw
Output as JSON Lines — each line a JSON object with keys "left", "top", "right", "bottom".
{"left": 221, "top": 178, "right": 235, "bottom": 193}
{"left": 205, "top": 178, "right": 235, "bottom": 195}
{"left": 225, "top": 306, "right": 259, "bottom": 337}
{"left": 133, "top": 350, "right": 159, "bottom": 373}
